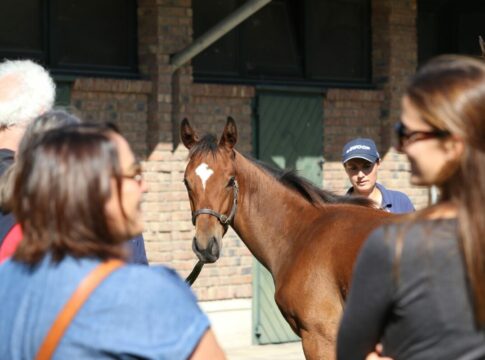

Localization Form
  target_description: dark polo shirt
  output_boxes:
[347,182,415,214]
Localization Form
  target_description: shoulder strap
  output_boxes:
[35,259,124,360]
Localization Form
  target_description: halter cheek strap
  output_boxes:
[187,180,238,287]
[192,180,239,226]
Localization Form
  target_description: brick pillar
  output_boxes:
[372,0,429,208]
[137,0,194,264]
[138,0,193,149]
[373,0,417,149]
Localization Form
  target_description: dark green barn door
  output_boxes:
[252,90,323,344]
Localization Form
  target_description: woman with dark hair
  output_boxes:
[0,109,81,211]
[0,125,225,359]
[0,110,81,262]
[338,55,485,359]
[0,111,149,265]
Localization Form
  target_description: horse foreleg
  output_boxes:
[300,329,336,360]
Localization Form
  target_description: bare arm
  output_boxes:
[189,329,226,360]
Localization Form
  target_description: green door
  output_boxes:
[252,90,323,344]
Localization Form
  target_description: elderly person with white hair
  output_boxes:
[0,59,56,173]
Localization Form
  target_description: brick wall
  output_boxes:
[70,78,151,159]
[68,0,430,302]
[322,89,384,192]
[188,84,254,154]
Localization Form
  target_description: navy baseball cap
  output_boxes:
[342,138,380,164]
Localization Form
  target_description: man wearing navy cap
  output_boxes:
[342,138,414,213]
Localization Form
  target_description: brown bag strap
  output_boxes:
[35,259,124,360]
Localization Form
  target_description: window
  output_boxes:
[418,0,485,64]
[305,0,370,82]
[0,0,138,77]
[192,0,371,86]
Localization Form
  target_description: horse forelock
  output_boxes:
[188,134,219,159]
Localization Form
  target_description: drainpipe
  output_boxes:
[170,0,272,70]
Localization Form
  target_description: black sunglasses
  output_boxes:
[394,122,450,149]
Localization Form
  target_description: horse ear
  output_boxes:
[219,116,238,149]
[180,118,199,149]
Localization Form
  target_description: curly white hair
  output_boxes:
[0,59,56,127]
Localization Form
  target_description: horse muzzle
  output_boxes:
[192,236,220,263]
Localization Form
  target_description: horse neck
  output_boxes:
[232,152,316,276]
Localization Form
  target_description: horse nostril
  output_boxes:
[208,236,219,257]
[192,237,201,253]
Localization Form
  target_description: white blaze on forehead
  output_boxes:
[195,163,214,190]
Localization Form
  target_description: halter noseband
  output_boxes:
[191,180,239,226]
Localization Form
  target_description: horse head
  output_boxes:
[180,117,238,263]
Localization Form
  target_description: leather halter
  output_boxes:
[191,180,239,226]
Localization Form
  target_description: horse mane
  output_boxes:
[250,157,374,208]
[188,134,373,208]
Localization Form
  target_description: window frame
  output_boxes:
[0,0,139,79]
[192,0,372,88]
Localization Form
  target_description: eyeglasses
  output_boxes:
[394,122,450,149]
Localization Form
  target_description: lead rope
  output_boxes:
[185,260,204,286]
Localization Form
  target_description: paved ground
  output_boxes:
[226,342,305,360]
[199,299,305,360]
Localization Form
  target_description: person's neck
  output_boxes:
[426,201,458,219]
[353,185,382,208]
[0,126,25,152]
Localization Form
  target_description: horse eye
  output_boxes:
[227,177,235,187]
